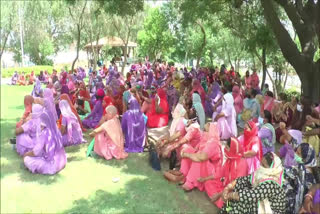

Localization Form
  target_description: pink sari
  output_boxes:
[180,123,223,207]
[94,107,128,160]
[263,95,274,112]
[232,86,243,114]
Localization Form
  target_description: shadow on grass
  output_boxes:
[18,171,63,185]
[65,145,82,153]
[14,105,24,110]
[63,178,201,214]
[1,120,62,185]
[67,156,86,162]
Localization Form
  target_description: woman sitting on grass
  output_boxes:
[23,111,67,175]
[220,152,286,213]
[89,105,128,160]
[121,98,146,153]
[15,104,44,156]
[59,100,85,147]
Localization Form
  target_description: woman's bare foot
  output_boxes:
[181,183,192,192]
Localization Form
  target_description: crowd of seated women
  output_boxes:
[11,61,320,213]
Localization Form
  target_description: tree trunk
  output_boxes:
[282,67,288,90]
[299,61,320,101]
[260,47,267,90]
[266,68,278,98]
[71,24,81,72]
[196,21,206,69]
[261,0,320,102]
[121,44,128,74]
[0,32,10,61]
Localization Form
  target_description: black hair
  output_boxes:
[193,91,199,95]
[264,152,274,167]
[266,91,274,98]
[77,99,84,106]
[264,83,269,88]
[226,138,231,148]
[279,93,287,102]
[95,95,104,100]
[226,84,233,93]
[188,108,197,120]
[251,89,258,97]
[264,110,272,123]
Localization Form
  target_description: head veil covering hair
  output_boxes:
[43,88,58,121]
[251,153,284,213]
[31,79,42,97]
[102,95,114,115]
[244,121,263,160]
[169,103,187,136]
[224,137,246,184]
[38,111,63,161]
[192,93,205,130]
[122,90,131,108]
[121,98,146,152]
[60,94,84,131]
[59,100,82,142]
[100,105,125,150]
[232,85,241,99]
[31,104,44,119]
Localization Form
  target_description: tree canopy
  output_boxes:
[1,0,319,100]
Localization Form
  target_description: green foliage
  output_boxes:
[98,0,144,17]
[284,87,301,100]
[1,66,59,78]
[137,8,175,61]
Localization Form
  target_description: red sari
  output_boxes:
[146,88,169,128]
[222,137,248,185]
[102,96,115,115]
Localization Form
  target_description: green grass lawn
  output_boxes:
[0,85,217,214]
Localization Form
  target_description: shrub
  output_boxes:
[1,65,63,78]
[284,87,301,100]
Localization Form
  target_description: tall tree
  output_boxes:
[66,0,88,72]
[0,1,17,61]
[137,8,174,61]
[99,0,144,74]
[260,0,320,101]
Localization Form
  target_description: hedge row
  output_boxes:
[1,66,64,78]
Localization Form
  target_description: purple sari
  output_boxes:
[59,100,85,146]
[121,98,146,153]
[82,99,103,129]
[43,88,58,122]
[144,71,154,89]
[24,111,67,175]
[31,79,42,97]
[205,82,220,117]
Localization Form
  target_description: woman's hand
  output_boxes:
[197,177,207,183]
[306,115,313,122]
[210,193,222,202]
[279,122,286,130]
[222,189,230,202]
[300,196,313,213]
[89,131,95,137]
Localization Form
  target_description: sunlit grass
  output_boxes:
[0,85,213,214]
